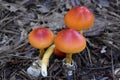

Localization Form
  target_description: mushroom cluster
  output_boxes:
[54,6,94,65]
[27,6,95,77]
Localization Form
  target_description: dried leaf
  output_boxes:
[37,5,50,13]
[0,46,10,53]
[20,28,28,41]
[84,18,106,37]
[98,0,110,8]
[0,1,26,12]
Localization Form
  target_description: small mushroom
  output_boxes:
[64,6,95,33]
[27,27,54,77]
[54,29,86,64]
[28,27,54,58]
[41,44,55,77]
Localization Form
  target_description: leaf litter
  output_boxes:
[0,0,120,80]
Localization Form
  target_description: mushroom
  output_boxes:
[41,44,55,77]
[28,27,54,59]
[54,29,86,64]
[64,6,94,33]
[27,27,54,77]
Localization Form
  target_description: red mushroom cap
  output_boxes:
[54,29,86,54]
[28,27,54,49]
[64,6,94,30]
[54,47,66,57]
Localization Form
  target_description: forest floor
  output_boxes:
[0,0,120,80]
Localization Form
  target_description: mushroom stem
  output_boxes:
[41,44,55,77]
[66,54,72,64]
[39,49,45,59]
[79,30,83,34]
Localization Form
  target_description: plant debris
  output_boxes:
[0,0,120,80]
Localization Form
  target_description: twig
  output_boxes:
[86,46,92,65]
[78,53,87,65]
[85,66,112,70]
[43,1,67,18]
[0,29,19,35]
[86,38,98,48]
[108,11,120,19]
[0,16,13,24]
[18,69,33,80]
[54,69,62,77]
[96,38,120,51]
[0,14,23,29]
[110,48,115,80]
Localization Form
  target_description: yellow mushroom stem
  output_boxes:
[79,30,83,34]
[39,48,45,59]
[41,44,55,77]
[66,53,72,64]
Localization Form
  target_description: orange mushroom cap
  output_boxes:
[28,27,54,49]
[64,6,94,30]
[54,29,86,54]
